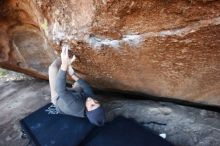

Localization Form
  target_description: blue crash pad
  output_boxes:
[20,103,174,146]
[20,103,94,146]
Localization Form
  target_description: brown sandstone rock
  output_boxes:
[0,0,220,105]
[0,0,56,79]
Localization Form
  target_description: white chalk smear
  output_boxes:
[52,21,65,41]
[49,16,220,50]
[86,16,220,49]
[87,36,120,49]
[144,16,220,38]
[87,34,143,49]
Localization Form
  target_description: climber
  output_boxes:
[48,44,105,126]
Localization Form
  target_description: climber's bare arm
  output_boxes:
[68,56,79,82]
[71,73,80,81]
[68,66,80,81]
[60,44,72,72]
[60,44,78,81]
[56,46,71,94]
[57,44,78,89]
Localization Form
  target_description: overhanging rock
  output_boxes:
[0,0,220,105]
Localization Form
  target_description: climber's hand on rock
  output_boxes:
[60,43,77,71]
[70,55,76,64]
[68,65,75,76]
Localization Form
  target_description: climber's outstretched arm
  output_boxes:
[55,46,70,95]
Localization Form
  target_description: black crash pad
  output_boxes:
[81,116,174,146]
[20,103,94,146]
[20,103,174,146]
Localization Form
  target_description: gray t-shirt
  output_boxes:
[55,69,87,117]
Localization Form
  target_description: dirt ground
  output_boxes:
[0,69,220,146]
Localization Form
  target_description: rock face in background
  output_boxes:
[0,0,220,105]
[0,0,56,79]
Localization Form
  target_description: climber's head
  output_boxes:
[86,97,100,111]
[85,97,105,126]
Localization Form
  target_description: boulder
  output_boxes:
[0,0,220,105]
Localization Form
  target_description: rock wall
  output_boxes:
[0,0,56,79]
[0,0,220,105]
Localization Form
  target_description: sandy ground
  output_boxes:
[0,79,50,146]
[0,69,220,146]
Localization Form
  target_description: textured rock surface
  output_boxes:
[0,79,220,146]
[0,0,220,105]
[0,0,56,79]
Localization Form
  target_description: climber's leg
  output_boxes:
[48,58,61,105]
